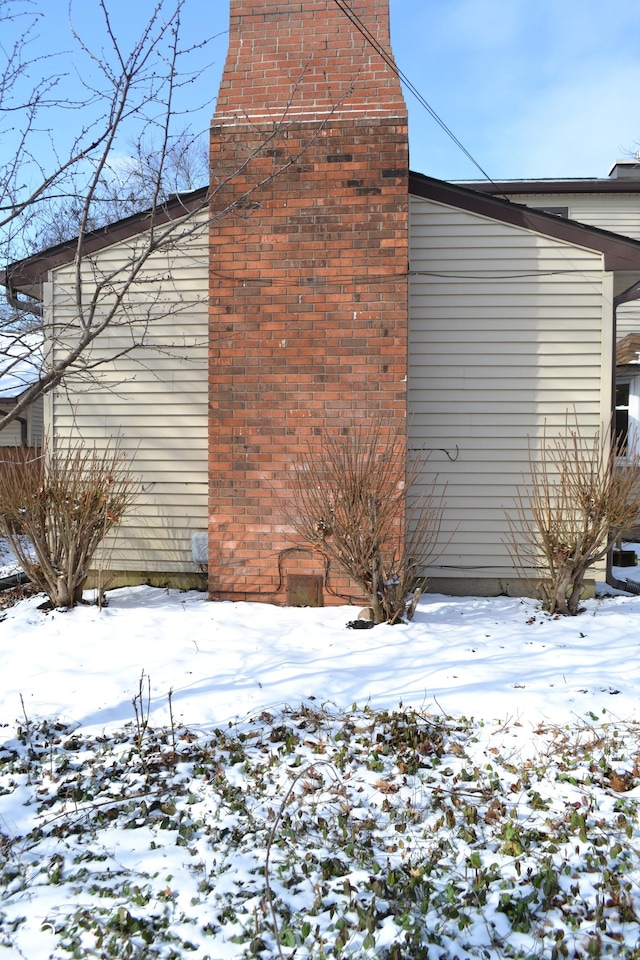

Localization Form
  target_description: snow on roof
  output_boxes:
[0,330,43,400]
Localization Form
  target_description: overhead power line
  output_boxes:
[331,0,495,184]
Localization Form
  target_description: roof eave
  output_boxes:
[456,178,640,195]
[2,186,210,299]
[409,171,640,274]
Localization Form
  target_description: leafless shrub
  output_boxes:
[507,415,640,615]
[285,421,446,624]
[0,442,139,608]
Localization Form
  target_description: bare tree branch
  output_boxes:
[283,420,448,624]
[0,0,360,436]
[506,413,640,614]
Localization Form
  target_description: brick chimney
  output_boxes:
[208,0,409,604]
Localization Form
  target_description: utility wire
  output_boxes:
[210,267,594,287]
[331,0,495,185]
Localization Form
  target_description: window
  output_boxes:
[530,205,569,218]
[615,382,630,453]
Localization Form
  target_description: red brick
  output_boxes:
[209,0,408,604]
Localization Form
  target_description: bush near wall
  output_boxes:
[0,446,41,485]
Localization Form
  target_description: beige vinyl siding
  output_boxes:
[408,195,610,588]
[505,192,640,242]
[28,396,43,446]
[617,304,640,341]
[0,396,42,446]
[498,191,640,339]
[47,210,209,575]
[0,417,23,445]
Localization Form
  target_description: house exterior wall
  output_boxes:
[0,396,42,446]
[0,416,23,445]
[494,190,640,340]
[46,211,209,582]
[408,195,611,594]
[208,0,409,604]
[503,191,640,241]
[27,395,43,446]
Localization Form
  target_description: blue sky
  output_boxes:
[15,0,640,184]
[395,0,640,180]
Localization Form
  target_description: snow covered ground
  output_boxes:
[1,582,639,735]
[0,537,22,579]
[2,546,640,958]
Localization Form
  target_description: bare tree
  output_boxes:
[507,415,640,615]
[0,441,139,608]
[0,0,217,427]
[0,0,353,435]
[26,129,210,251]
[1,1,206,242]
[285,422,447,624]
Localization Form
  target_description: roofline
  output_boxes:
[456,178,640,195]
[0,392,26,403]
[7,174,640,297]
[1,186,209,296]
[616,333,640,367]
[408,171,640,272]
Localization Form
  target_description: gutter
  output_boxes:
[0,571,31,592]
[606,573,640,596]
[1,275,43,318]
